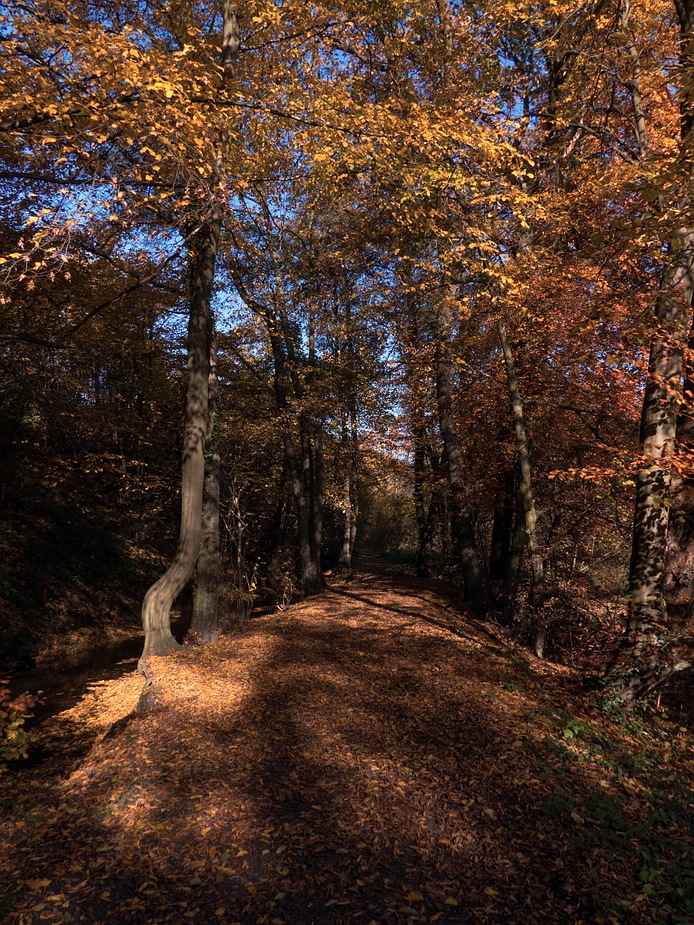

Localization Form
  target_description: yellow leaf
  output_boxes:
[27,880,51,890]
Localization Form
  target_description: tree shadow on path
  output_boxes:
[1,563,690,925]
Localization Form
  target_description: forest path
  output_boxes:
[2,561,692,924]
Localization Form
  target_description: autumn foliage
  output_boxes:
[1,0,694,862]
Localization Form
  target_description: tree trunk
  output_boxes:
[412,423,441,578]
[489,464,515,601]
[499,324,546,656]
[507,477,527,594]
[338,467,353,571]
[310,423,324,583]
[434,301,483,607]
[606,0,694,701]
[189,320,220,644]
[621,229,694,695]
[417,484,441,579]
[349,476,359,562]
[141,213,219,658]
[348,411,359,563]
[665,326,694,623]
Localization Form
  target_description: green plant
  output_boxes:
[0,679,36,770]
[597,689,629,724]
[563,717,591,740]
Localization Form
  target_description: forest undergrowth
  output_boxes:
[1,562,693,925]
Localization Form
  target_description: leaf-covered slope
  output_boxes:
[1,567,693,924]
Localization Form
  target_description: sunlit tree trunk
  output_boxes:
[348,408,359,562]
[615,0,694,699]
[189,321,220,644]
[140,213,218,658]
[338,467,353,571]
[337,417,355,571]
[139,1,235,666]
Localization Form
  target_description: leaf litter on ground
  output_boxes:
[1,561,693,924]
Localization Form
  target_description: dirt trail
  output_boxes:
[1,562,692,924]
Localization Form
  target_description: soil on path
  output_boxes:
[1,561,693,924]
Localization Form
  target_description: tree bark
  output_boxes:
[665,326,694,622]
[141,213,219,658]
[310,423,324,582]
[606,0,694,701]
[189,320,220,644]
[337,409,360,571]
[499,324,546,656]
[507,476,527,598]
[338,467,353,571]
[489,463,515,600]
[434,299,483,607]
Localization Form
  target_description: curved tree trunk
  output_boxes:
[189,320,220,644]
[140,213,219,659]
[139,0,235,666]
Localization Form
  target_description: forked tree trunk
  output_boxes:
[140,214,219,659]
[189,322,220,644]
[499,324,546,656]
[139,0,235,667]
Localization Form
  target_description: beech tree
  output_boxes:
[615,0,694,699]
[2,0,693,700]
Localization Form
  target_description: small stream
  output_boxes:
[9,633,145,725]
[7,608,269,725]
